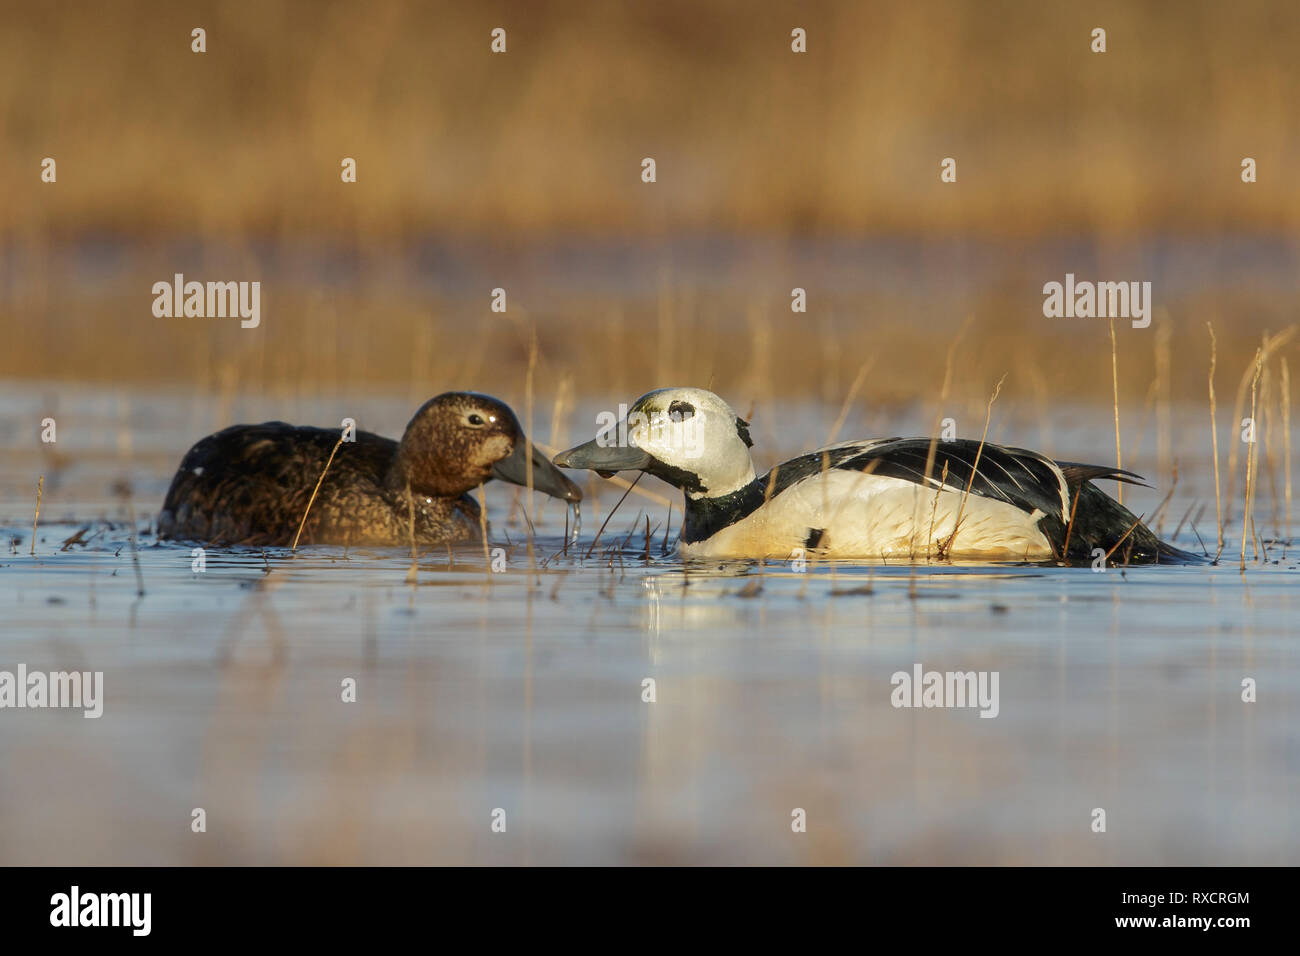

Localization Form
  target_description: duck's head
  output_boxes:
[395,392,582,502]
[553,387,756,499]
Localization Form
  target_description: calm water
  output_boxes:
[1,385,1296,864]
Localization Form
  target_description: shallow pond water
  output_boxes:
[0,386,1296,864]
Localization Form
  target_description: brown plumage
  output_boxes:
[157,392,581,546]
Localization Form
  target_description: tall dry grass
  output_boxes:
[2,0,1299,238]
[1,0,1296,472]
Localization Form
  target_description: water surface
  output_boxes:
[1,385,1295,865]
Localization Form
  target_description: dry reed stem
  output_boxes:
[31,475,43,556]
[1128,379,1159,493]
[1147,467,1179,533]
[1155,320,1172,486]
[1062,480,1083,560]
[404,482,418,585]
[1103,514,1146,565]
[1109,318,1123,506]
[1260,364,1280,538]
[1283,357,1293,545]
[1241,348,1263,570]
[1225,326,1296,519]
[291,436,344,551]
[923,316,971,487]
[941,373,1006,557]
[1206,322,1223,557]
[120,485,146,598]
[824,360,872,446]
[538,373,574,524]
[477,484,491,575]
[926,461,949,562]
[1171,501,1196,543]
[586,472,642,558]
[918,317,971,559]
[524,324,538,582]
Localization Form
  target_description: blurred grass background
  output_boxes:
[1,0,1297,410]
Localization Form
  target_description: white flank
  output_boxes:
[680,470,1053,560]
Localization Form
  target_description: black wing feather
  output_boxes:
[1055,461,1151,489]
[768,438,1069,521]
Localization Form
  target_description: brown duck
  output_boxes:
[158,392,581,546]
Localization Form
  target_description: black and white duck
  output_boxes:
[553,387,1194,563]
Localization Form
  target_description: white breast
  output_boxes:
[679,470,1053,560]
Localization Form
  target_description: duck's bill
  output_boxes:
[492,441,583,502]
[551,439,651,479]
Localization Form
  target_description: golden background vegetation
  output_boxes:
[1,0,1297,409]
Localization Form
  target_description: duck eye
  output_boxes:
[467,413,486,427]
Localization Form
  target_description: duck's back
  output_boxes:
[158,422,470,546]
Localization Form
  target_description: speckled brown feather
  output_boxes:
[157,393,570,546]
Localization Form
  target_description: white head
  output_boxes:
[553,387,757,499]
